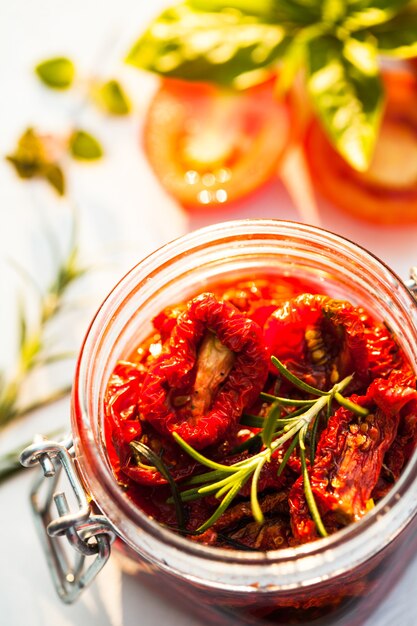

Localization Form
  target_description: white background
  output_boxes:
[1,1,417,625]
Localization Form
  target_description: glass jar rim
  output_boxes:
[72,219,417,591]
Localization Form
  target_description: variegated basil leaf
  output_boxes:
[365,7,417,57]
[307,35,384,171]
[343,0,412,31]
[126,4,288,88]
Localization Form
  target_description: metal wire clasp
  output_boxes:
[20,435,116,604]
[407,267,417,299]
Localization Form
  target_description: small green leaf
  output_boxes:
[271,355,327,396]
[94,79,131,115]
[197,479,246,532]
[344,0,411,31]
[69,130,103,160]
[189,0,321,25]
[126,4,288,88]
[6,128,65,195]
[299,430,328,537]
[44,163,65,195]
[321,0,346,24]
[262,402,281,449]
[250,457,267,523]
[306,35,384,171]
[5,128,45,179]
[277,432,299,476]
[172,432,239,472]
[365,8,417,57]
[35,57,75,89]
[130,441,186,529]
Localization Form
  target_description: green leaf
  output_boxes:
[130,441,186,529]
[5,128,45,179]
[126,4,288,88]
[277,432,299,476]
[35,57,75,89]
[299,432,328,537]
[306,35,384,171]
[262,402,281,449]
[188,0,279,21]
[43,163,65,195]
[271,355,327,396]
[172,432,240,472]
[365,7,417,57]
[343,0,411,31]
[321,0,347,24]
[197,478,246,532]
[69,130,103,160]
[250,457,267,523]
[94,79,131,115]
[6,128,65,195]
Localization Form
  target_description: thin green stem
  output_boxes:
[334,392,369,417]
[299,430,328,538]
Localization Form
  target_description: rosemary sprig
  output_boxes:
[172,357,368,536]
[0,215,86,429]
[130,441,186,530]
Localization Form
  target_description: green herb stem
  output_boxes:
[172,362,365,534]
[299,433,328,538]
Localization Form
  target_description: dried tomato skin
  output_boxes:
[105,362,145,456]
[121,424,198,486]
[289,372,417,542]
[263,294,370,388]
[138,293,269,450]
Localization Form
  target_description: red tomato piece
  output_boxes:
[304,68,417,224]
[263,294,369,389]
[143,78,292,208]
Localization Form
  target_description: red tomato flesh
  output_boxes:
[304,68,417,224]
[143,78,292,208]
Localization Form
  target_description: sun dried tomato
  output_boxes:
[289,372,417,542]
[105,361,145,455]
[263,294,370,389]
[121,423,198,486]
[138,293,269,449]
[359,309,413,381]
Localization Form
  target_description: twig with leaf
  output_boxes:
[127,0,417,171]
[6,54,132,195]
[0,213,86,430]
[169,356,368,537]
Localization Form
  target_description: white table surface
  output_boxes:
[1,1,417,625]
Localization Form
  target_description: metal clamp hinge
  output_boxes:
[20,436,116,604]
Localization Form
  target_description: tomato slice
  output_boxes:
[143,78,292,209]
[304,68,417,224]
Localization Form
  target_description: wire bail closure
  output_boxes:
[20,435,115,604]
[407,267,417,298]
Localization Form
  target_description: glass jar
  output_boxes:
[22,220,417,625]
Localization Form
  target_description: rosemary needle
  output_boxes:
[172,356,367,536]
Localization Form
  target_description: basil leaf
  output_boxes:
[366,8,417,57]
[343,0,411,31]
[276,22,329,94]
[321,0,347,24]
[35,57,75,89]
[307,35,384,171]
[190,0,320,25]
[69,130,103,160]
[126,4,287,88]
[95,79,131,115]
[188,0,278,21]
